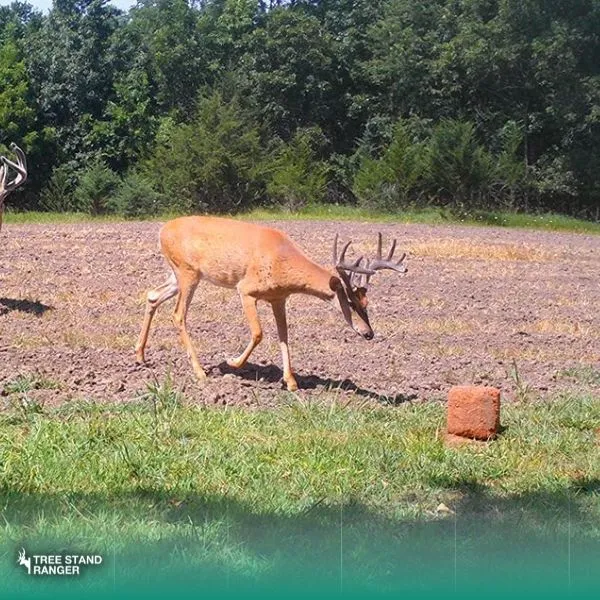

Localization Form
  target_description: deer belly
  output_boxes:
[201,270,240,289]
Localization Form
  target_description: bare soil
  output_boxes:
[0,219,598,408]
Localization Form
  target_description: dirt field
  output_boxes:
[0,219,598,407]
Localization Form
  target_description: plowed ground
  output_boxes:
[1,220,598,407]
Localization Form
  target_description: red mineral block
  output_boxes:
[447,386,501,441]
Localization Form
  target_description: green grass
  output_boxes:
[560,365,600,386]
[1,384,598,593]
[4,205,600,233]
[2,390,599,510]
[247,204,600,233]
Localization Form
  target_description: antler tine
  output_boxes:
[11,142,27,173]
[332,233,338,264]
[376,232,397,261]
[339,239,352,263]
[333,233,376,276]
[332,233,352,265]
[368,233,407,275]
[386,238,397,261]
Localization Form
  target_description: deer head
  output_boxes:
[331,232,407,340]
[0,143,28,232]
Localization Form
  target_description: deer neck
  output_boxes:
[286,256,336,301]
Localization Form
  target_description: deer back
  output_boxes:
[159,216,328,296]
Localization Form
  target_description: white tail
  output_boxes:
[135,216,406,391]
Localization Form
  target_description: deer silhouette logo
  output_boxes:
[17,548,31,574]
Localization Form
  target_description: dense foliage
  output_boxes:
[1,0,599,218]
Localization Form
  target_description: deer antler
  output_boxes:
[354,233,407,288]
[332,234,376,278]
[369,232,407,273]
[0,142,27,192]
[0,142,28,231]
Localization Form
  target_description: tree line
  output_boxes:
[1,0,599,219]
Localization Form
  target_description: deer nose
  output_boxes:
[363,331,374,340]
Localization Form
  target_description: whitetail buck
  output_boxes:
[0,143,28,231]
[135,217,406,391]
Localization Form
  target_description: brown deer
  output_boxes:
[0,143,28,231]
[135,217,406,391]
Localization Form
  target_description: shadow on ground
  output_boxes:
[214,361,417,405]
[1,480,599,597]
[0,297,53,316]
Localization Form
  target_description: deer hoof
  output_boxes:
[226,357,245,369]
[192,365,207,382]
[285,378,298,392]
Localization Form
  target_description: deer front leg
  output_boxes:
[271,298,298,392]
[172,271,206,381]
[227,294,263,369]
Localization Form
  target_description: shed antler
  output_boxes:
[0,142,28,231]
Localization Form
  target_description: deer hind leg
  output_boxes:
[172,269,206,381]
[135,271,179,363]
[227,294,262,369]
[271,299,298,392]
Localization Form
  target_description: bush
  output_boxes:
[74,158,121,215]
[145,92,267,213]
[112,172,166,218]
[266,128,328,210]
[40,163,78,213]
[353,120,428,210]
[427,119,493,211]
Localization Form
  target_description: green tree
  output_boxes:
[146,92,267,213]
[354,119,428,209]
[266,127,327,210]
[240,8,340,143]
[25,0,124,167]
[0,37,55,207]
[74,157,121,214]
[428,119,493,210]
[128,0,206,116]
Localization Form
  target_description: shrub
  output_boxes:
[266,128,328,210]
[74,158,121,215]
[112,172,166,218]
[427,119,493,211]
[39,163,78,213]
[353,120,428,210]
[146,92,267,213]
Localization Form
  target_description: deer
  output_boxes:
[135,216,406,391]
[0,142,28,232]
